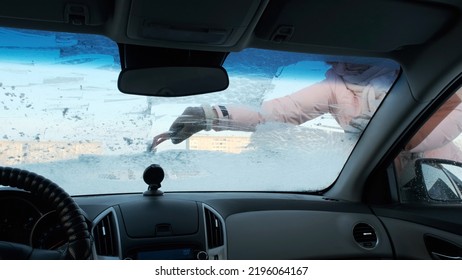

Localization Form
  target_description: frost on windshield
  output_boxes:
[0,28,397,195]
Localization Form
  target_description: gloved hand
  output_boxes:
[169,106,207,144]
[347,113,372,133]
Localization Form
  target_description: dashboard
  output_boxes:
[0,188,395,260]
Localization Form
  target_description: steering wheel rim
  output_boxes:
[0,167,92,259]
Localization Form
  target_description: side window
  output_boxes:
[395,86,462,203]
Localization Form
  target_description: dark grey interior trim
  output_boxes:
[379,216,462,259]
[226,210,392,259]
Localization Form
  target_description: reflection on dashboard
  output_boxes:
[0,191,67,250]
[0,196,41,245]
[30,211,67,250]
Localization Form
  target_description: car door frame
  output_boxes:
[366,78,462,260]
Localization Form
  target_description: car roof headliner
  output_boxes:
[0,0,457,53]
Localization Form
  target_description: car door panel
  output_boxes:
[372,206,462,259]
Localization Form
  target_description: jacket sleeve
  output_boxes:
[213,75,335,131]
[406,93,462,153]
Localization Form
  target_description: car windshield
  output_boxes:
[0,28,399,195]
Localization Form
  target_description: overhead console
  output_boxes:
[125,0,268,49]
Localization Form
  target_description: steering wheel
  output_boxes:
[0,167,92,260]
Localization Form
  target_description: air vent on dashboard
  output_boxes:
[204,207,224,249]
[93,211,119,257]
[353,223,378,249]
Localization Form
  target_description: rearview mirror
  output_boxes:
[415,159,462,202]
[118,66,229,97]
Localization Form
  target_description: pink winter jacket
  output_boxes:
[212,62,399,132]
[406,92,462,161]
[211,63,462,160]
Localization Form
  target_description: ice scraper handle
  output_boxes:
[151,132,171,151]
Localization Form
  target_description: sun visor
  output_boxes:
[255,0,457,52]
[0,0,109,26]
[126,0,264,47]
